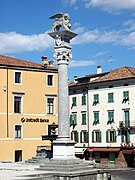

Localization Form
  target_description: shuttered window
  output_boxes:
[82,95,86,105]
[108,93,114,103]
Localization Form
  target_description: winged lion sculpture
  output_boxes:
[49,13,71,32]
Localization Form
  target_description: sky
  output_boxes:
[0,0,135,81]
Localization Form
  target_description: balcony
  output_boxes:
[119,121,135,130]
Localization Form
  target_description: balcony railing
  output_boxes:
[119,121,135,129]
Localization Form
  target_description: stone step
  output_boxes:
[16,173,56,180]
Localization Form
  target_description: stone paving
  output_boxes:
[0,162,134,180]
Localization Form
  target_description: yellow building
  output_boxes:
[0,54,58,162]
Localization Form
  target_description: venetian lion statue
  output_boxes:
[49,13,71,32]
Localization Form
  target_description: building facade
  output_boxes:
[69,66,135,167]
[0,55,58,162]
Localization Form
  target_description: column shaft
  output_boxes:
[58,60,69,139]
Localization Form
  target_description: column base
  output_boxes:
[53,139,76,159]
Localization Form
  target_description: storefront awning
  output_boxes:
[87,148,120,152]
[122,149,133,154]
[75,148,86,154]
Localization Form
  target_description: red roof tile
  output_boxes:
[0,54,57,71]
[93,67,135,83]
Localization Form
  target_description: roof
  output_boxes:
[93,66,135,83]
[69,72,108,87]
[69,66,135,88]
[0,54,57,71]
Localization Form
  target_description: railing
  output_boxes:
[119,121,135,129]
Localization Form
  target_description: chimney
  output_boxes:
[48,60,54,67]
[74,76,78,82]
[41,56,47,66]
[97,65,102,74]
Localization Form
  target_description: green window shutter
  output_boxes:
[94,112,99,124]
[96,112,99,123]
[94,94,99,103]
[123,91,129,100]
[80,131,82,143]
[114,130,117,142]
[76,132,79,143]
[127,130,130,143]
[108,93,113,102]
[106,131,109,142]
[82,95,86,105]
[86,132,89,143]
[99,131,102,143]
[108,111,114,123]
[71,132,73,140]
[92,131,94,142]
[74,114,77,125]
[82,113,86,125]
[72,97,77,106]
[70,115,72,126]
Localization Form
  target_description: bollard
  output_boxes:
[108,173,111,180]
[103,172,108,180]
[97,172,102,180]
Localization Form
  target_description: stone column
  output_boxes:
[48,30,77,159]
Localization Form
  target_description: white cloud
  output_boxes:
[72,24,135,50]
[0,31,53,54]
[69,59,97,67]
[123,19,135,32]
[85,0,135,13]
[120,32,135,47]
[1,23,135,55]
[72,29,99,45]
[93,51,107,57]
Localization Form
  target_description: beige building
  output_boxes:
[0,54,58,162]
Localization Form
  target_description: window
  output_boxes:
[106,130,116,143]
[15,72,21,84]
[92,130,102,143]
[124,110,130,127]
[82,95,86,105]
[15,125,22,138]
[109,153,115,164]
[15,150,22,162]
[70,113,77,126]
[72,97,77,106]
[47,74,53,86]
[123,91,129,102]
[71,131,78,143]
[14,96,22,113]
[47,97,54,114]
[107,111,114,124]
[82,112,86,125]
[108,93,114,103]
[93,111,99,125]
[80,131,88,143]
[93,94,99,105]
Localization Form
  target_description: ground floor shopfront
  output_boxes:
[0,115,58,162]
[75,147,135,168]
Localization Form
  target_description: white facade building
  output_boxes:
[69,66,135,167]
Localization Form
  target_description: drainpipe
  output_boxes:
[7,68,9,137]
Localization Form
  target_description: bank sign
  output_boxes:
[21,117,49,123]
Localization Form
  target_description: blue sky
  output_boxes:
[0,0,135,80]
